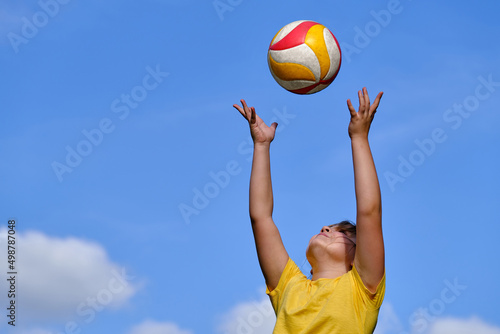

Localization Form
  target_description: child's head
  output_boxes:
[306,220,357,273]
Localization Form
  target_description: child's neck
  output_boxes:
[311,262,352,281]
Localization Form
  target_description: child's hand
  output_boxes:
[233,99,278,145]
[347,88,383,139]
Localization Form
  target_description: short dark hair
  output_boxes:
[329,220,356,239]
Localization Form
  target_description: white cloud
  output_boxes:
[428,316,500,334]
[216,292,276,334]
[128,320,193,334]
[374,302,405,334]
[0,228,138,324]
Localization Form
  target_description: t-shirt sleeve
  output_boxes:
[350,265,386,309]
[266,258,304,312]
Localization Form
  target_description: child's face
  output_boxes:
[306,225,356,266]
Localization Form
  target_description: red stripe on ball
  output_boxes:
[269,21,318,51]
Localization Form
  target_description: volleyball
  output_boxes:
[267,20,342,95]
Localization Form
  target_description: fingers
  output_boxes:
[241,99,251,120]
[358,89,365,113]
[233,99,253,121]
[347,99,356,117]
[232,100,245,116]
[351,88,383,116]
[363,87,370,111]
[357,87,372,115]
[349,89,367,117]
[370,92,384,113]
[233,104,245,119]
[270,122,278,131]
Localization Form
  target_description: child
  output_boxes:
[233,88,385,334]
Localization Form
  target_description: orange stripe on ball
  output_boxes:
[269,56,316,82]
[304,25,330,80]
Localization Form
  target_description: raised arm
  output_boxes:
[347,88,385,293]
[233,100,289,290]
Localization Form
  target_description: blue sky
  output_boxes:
[1,0,499,333]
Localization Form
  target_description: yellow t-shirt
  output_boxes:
[266,258,385,334]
